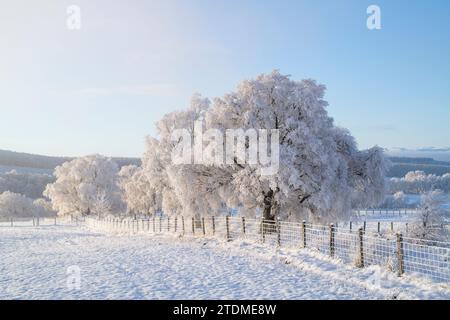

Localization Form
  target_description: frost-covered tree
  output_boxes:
[410,190,448,240]
[0,191,36,218]
[139,96,212,218]
[119,164,161,216]
[44,155,123,216]
[0,170,54,199]
[380,191,408,209]
[387,171,450,194]
[393,191,407,207]
[145,71,388,222]
[33,198,57,217]
[0,192,57,218]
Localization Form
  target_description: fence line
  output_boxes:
[353,208,419,217]
[86,215,449,284]
[0,216,80,227]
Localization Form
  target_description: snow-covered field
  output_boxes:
[0,225,449,300]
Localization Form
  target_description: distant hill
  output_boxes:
[0,150,141,173]
[1,149,449,178]
[387,157,450,177]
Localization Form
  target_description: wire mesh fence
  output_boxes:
[85,215,450,284]
[353,208,419,217]
[0,216,74,227]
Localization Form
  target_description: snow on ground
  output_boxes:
[0,225,449,300]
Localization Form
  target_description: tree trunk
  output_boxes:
[262,190,276,221]
[261,190,279,235]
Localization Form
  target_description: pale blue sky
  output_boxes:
[1,0,449,157]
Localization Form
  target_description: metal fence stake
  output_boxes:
[302,220,306,248]
[261,218,265,243]
[226,215,230,241]
[397,233,404,276]
[182,216,185,235]
[330,224,335,258]
[175,217,178,233]
[358,228,364,268]
[277,219,281,247]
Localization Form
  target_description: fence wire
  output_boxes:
[85,216,450,284]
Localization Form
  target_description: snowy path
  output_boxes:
[0,225,449,300]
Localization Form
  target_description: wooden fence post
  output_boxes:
[182,216,185,235]
[226,215,230,241]
[159,216,162,233]
[330,224,335,258]
[242,217,246,235]
[358,228,364,268]
[167,216,170,232]
[261,218,265,243]
[363,221,366,232]
[396,233,404,276]
[33,217,35,227]
[349,221,352,232]
[175,217,178,233]
[212,216,215,235]
[202,217,206,236]
[277,218,281,247]
[302,220,306,248]
[192,217,195,235]
[405,223,408,234]
[391,222,394,232]
[377,222,380,233]
[54,217,57,225]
